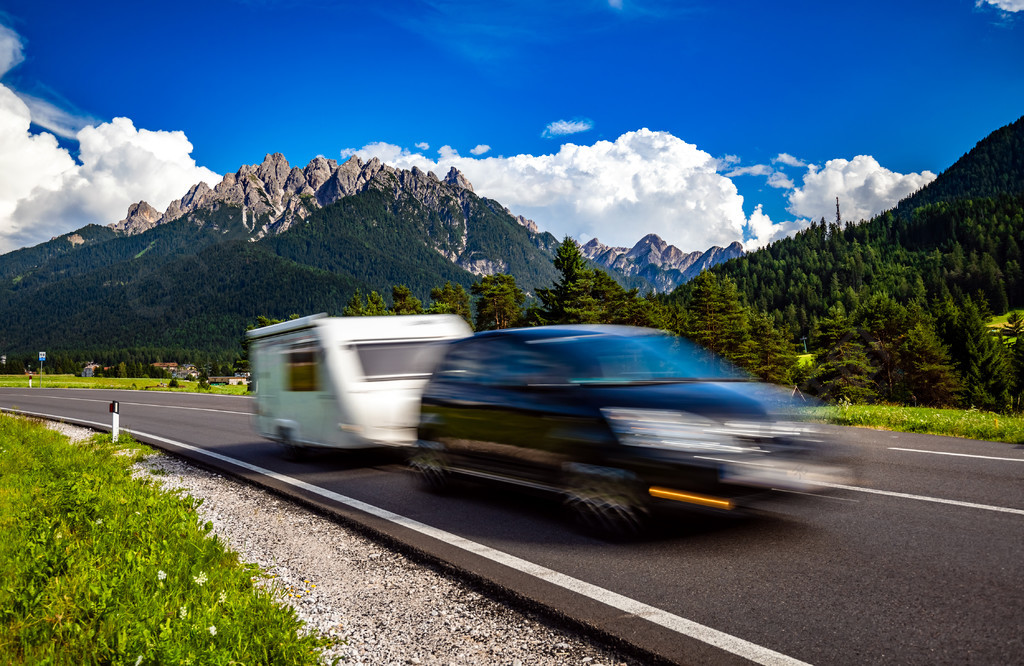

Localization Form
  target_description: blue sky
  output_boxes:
[0,0,1021,254]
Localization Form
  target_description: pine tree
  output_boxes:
[808,304,878,403]
[471,274,526,330]
[392,284,424,315]
[427,281,473,328]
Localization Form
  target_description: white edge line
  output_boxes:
[820,482,1024,516]
[888,447,1024,462]
[0,407,810,666]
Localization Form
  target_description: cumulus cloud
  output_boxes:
[767,171,795,189]
[978,0,1024,11]
[772,153,807,167]
[415,141,429,150]
[470,144,491,155]
[786,155,936,223]
[346,128,790,251]
[542,118,593,138]
[0,24,221,253]
[0,89,221,253]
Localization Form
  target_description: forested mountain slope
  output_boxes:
[669,115,1024,337]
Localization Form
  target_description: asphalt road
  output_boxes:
[2,387,1022,665]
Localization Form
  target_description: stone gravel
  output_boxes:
[46,421,639,666]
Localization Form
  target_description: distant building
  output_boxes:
[82,363,101,377]
[209,376,248,386]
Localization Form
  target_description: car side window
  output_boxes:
[436,340,489,384]
[492,342,567,386]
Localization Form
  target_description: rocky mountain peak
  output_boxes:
[580,233,745,292]
[111,201,162,235]
[444,167,474,192]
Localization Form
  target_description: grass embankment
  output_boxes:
[0,375,248,396]
[816,403,1024,444]
[0,415,330,664]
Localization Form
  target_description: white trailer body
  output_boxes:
[247,313,471,452]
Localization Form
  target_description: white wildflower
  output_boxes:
[208,625,217,636]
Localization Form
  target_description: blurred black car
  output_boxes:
[412,325,842,536]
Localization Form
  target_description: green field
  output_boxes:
[0,374,248,395]
[0,415,330,664]
[815,403,1024,444]
[987,308,1024,328]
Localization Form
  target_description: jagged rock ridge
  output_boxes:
[582,234,744,292]
[109,153,505,276]
[110,152,741,289]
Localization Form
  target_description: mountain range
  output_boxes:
[0,152,741,358]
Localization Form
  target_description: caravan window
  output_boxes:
[287,347,319,391]
[353,340,444,381]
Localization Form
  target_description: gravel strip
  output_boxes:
[46,421,639,666]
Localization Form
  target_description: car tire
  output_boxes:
[563,464,647,539]
[410,441,451,491]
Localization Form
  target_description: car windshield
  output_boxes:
[533,332,749,383]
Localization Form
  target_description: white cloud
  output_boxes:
[542,118,593,138]
[0,90,221,253]
[415,141,429,150]
[786,155,936,223]
[742,204,808,251]
[347,128,790,251]
[16,92,94,139]
[978,0,1024,11]
[725,164,771,177]
[470,144,491,155]
[0,24,24,78]
[772,152,807,167]
[767,171,795,189]
[608,0,624,9]
[0,24,222,253]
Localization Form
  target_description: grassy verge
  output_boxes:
[813,403,1024,444]
[0,375,248,396]
[0,415,331,664]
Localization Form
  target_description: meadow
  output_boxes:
[0,415,331,664]
[811,403,1024,444]
[0,374,248,396]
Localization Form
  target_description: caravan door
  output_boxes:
[280,338,336,446]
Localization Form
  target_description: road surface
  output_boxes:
[1,387,1021,665]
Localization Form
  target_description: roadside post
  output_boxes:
[110,401,119,442]
[38,352,45,388]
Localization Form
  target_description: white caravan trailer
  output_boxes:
[248,313,471,456]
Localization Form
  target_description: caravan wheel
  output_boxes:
[278,428,305,462]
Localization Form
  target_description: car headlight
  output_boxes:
[601,408,765,454]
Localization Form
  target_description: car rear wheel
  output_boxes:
[563,464,647,539]
[410,441,451,491]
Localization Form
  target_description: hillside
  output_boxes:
[670,115,1024,337]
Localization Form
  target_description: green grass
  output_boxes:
[0,375,248,395]
[0,415,333,664]
[986,308,1024,328]
[814,403,1024,444]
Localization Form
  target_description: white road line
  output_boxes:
[820,482,1024,515]
[888,447,1024,462]
[3,394,251,416]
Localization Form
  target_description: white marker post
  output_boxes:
[110,400,119,442]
